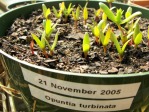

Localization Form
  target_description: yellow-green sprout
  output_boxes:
[60,2,65,12]
[44,31,59,56]
[42,4,51,19]
[72,6,80,29]
[97,19,106,30]
[31,32,48,58]
[93,26,100,44]
[52,6,62,19]
[31,30,59,57]
[82,32,90,59]
[83,3,88,25]
[125,7,132,19]
[91,20,105,44]
[120,31,134,45]
[102,12,107,29]
[133,23,142,48]
[94,8,101,22]
[61,2,73,22]
[99,2,142,35]
[111,32,130,61]
[100,28,112,55]
[88,20,105,44]
[45,19,57,40]
[125,7,132,29]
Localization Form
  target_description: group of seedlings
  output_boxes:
[30,1,149,62]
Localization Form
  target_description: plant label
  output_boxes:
[29,85,134,111]
[21,67,141,99]
[21,67,141,111]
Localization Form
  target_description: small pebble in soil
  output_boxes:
[95,62,101,67]
[125,68,133,74]
[99,70,108,75]
[140,66,149,71]
[108,67,119,74]
[71,67,80,73]
[80,65,89,70]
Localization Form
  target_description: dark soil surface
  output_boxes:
[0,7,149,75]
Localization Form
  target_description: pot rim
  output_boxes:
[7,0,44,10]
[1,0,149,78]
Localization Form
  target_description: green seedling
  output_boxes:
[102,12,107,29]
[52,2,64,18]
[103,23,110,33]
[44,31,59,56]
[93,26,100,44]
[126,17,140,45]
[59,2,65,12]
[94,8,101,22]
[125,7,132,29]
[82,32,90,59]
[44,19,57,40]
[111,32,130,61]
[125,7,132,19]
[120,31,134,45]
[83,3,88,25]
[31,32,48,58]
[91,20,105,44]
[106,0,115,8]
[61,2,73,22]
[97,19,106,30]
[72,6,80,29]
[42,4,51,19]
[100,28,112,55]
[133,23,142,48]
[52,6,62,19]
[99,2,142,35]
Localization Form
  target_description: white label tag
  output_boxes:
[21,67,141,99]
[29,85,134,112]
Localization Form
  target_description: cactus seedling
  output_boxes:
[52,6,62,19]
[31,31,59,57]
[125,7,132,19]
[44,31,59,56]
[89,20,106,44]
[72,6,80,29]
[99,2,142,35]
[94,8,101,22]
[125,7,132,29]
[83,3,88,25]
[82,32,90,59]
[31,33,48,58]
[61,2,73,22]
[100,28,112,55]
[102,12,107,30]
[111,32,130,61]
[93,26,100,44]
[133,23,143,48]
[44,19,57,40]
[42,4,51,19]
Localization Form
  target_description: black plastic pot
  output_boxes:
[0,0,149,111]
